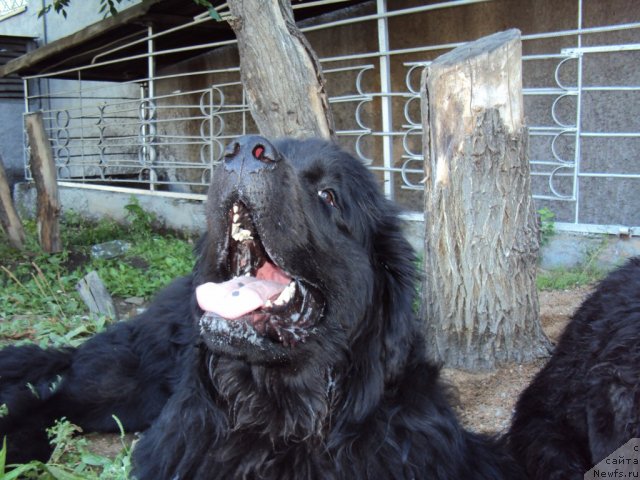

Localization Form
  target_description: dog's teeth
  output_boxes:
[233,204,239,213]
[231,224,253,241]
[233,214,240,223]
[264,300,273,308]
[274,281,296,306]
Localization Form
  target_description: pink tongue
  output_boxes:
[196,262,292,320]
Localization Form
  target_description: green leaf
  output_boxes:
[2,462,41,480]
[0,437,6,474]
[44,464,87,480]
[80,451,110,467]
[208,6,222,21]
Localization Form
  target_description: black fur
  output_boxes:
[509,257,640,479]
[0,136,637,479]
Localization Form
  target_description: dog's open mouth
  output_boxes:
[197,202,324,348]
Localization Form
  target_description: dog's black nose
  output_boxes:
[223,135,281,173]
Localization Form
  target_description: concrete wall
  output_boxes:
[14,182,206,234]
[14,182,640,270]
[0,0,141,40]
[0,98,26,185]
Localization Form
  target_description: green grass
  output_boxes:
[536,238,608,291]
[1,198,195,339]
[0,199,195,476]
[1,211,194,346]
[536,265,606,291]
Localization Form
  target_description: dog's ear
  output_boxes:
[343,210,421,421]
[372,213,421,382]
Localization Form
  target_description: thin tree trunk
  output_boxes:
[420,30,551,370]
[227,0,335,140]
[0,154,26,249]
[25,111,62,253]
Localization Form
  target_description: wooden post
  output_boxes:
[227,0,335,140]
[0,154,26,249]
[420,30,551,370]
[25,111,62,253]
[76,271,119,321]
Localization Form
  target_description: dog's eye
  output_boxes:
[318,189,337,208]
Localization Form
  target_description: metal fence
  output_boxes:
[21,0,640,235]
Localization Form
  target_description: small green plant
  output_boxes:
[124,196,157,237]
[538,207,555,247]
[0,417,132,479]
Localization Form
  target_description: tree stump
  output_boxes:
[25,111,61,253]
[420,29,551,370]
[0,154,26,249]
[227,0,335,140]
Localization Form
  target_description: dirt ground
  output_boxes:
[88,286,593,456]
[443,286,593,434]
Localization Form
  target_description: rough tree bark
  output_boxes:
[227,0,335,140]
[420,30,551,371]
[25,111,62,253]
[0,154,26,249]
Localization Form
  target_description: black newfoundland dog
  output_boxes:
[0,136,638,479]
[509,256,640,479]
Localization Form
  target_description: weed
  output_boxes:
[0,417,133,479]
[538,207,555,247]
[124,196,156,237]
[537,238,608,290]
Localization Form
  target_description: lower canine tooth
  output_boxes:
[274,281,296,306]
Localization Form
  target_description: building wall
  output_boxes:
[0,98,26,184]
[0,0,141,40]
[149,0,639,229]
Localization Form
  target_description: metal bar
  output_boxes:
[554,222,639,236]
[377,0,393,198]
[147,25,157,191]
[563,43,640,54]
[303,0,494,33]
[23,21,640,80]
[573,0,584,224]
[57,181,207,201]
